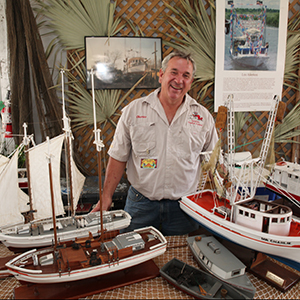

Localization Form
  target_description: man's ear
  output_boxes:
[158,69,163,83]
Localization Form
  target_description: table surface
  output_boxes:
[0,235,299,299]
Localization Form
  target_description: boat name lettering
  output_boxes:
[241,73,258,77]
[261,237,291,245]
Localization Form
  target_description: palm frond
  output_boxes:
[32,0,123,55]
[284,12,300,88]
[274,100,300,144]
[162,0,216,88]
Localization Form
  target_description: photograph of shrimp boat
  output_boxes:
[227,1,271,69]
[85,37,162,89]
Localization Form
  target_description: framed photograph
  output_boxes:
[85,36,162,90]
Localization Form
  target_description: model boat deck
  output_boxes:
[185,191,300,237]
[0,210,131,250]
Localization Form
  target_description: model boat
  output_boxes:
[0,210,131,250]
[229,1,269,68]
[180,95,300,268]
[0,134,130,250]
[5,69,167,285]
[265,160,300,205]
[187,235,255,299]
[159,258,249,299]
[0,71,131,250]
[5,226,167,284]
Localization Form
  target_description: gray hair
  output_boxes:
[161,51,196,77]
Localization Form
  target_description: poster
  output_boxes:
[214,0,289,112]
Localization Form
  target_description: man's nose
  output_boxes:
[174,74,184,84]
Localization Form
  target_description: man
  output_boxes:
[91,51,219,235]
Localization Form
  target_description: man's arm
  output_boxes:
[91,157,127,212]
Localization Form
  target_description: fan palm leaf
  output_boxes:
[32,0,124,53]
[162,0,216,88]
[284,12,300,87]
[274,100,300,144]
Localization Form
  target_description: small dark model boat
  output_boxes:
[160,258,250,299]
[187,235,255,299]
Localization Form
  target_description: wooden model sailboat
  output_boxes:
[0,70,131,250]
[5,69,167,284]
[180,95,300,267]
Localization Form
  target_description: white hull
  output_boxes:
[180,191,300,265]
[6,226,167,284]
[0,210,131,249]
[230,49,269,68]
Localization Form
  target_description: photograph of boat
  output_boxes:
[187,235,256,299]
[85,37,162,89]
[180,95,300,270]
[160,258,249,299]
[226,1,272,69]
[123,56,148,74]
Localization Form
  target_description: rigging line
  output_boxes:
[234,137,264,150]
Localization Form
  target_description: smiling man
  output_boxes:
[92,51,219,236]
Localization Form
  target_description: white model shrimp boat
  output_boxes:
[229,2,269,68]
[159,258,249,299]
[187,235,255,298]
[180,95,300,268]
[5,226,167,284]
[0,210,131,250]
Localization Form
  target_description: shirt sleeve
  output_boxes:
[107,107,132,162]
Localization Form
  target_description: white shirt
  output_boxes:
[108,88,218,200]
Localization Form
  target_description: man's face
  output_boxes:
[159,56,194,103]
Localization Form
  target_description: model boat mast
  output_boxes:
[91,68,105,242]
[22,123,36,221]
[61,69,75,216]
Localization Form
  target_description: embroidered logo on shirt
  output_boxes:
[136,115,147,118]
[141,158,157,169]
[188,112,203,126]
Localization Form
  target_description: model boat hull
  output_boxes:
[5,226,167,284]
[180,190,300,265]
[0,210,131,249]
[160,258,249,299]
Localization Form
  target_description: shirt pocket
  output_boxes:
[130,122,156,157]
[177,125,206,160]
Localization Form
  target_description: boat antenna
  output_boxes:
[60,69,74,216]
[91,69,105,243]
